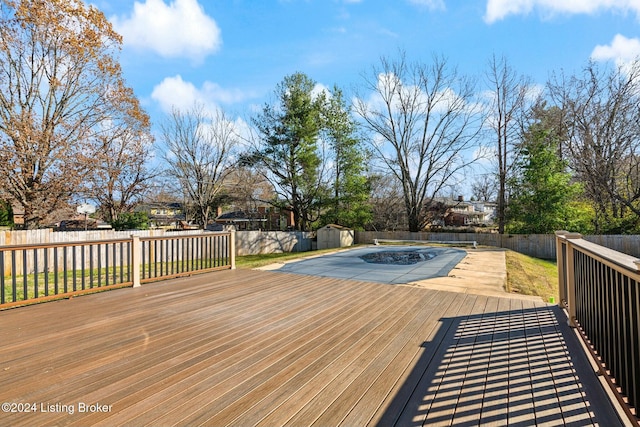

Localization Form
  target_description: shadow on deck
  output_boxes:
[378,304,622,426]
[0,269,624,426]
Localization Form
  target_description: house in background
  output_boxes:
[430,196,496,228]
[10,204,23,228]
[215,204,295,231]
[470,200,497,225]
[136,202,186,229]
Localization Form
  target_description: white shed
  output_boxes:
[316,224,354,250]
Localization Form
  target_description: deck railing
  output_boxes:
[138,233,233,283]
[556,231,640,424]
[0,231,235,309]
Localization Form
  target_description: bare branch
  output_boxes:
[354,52,484,231]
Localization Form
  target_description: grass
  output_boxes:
[505,250,558,300]
[2,257,226,304]
[235,247,348,269]
[2,265,132,303]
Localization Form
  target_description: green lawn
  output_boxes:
[2,265,131,303]
[235,247,347,269]
[2,257,227,304]
[505,250,558,300]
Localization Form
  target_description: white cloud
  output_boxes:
[355,72,477,122]
[484,0,640,24]
[311,83,331,99]
[591,34,640,67]
[111,0,221,62]
[151,75,200,112]
[151,75,254,113]
[408,0,446,11]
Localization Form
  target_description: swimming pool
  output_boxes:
[265,246,467,285]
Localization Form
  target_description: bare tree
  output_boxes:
[367,173,407,231]
[548,60,640,232]
[161,104,239,228]
[484,54,533,234]
[471,174,498,202]
[0,0,146,228]
[85,114,157,223]
[224,166,274,213]
[353,52,484,232]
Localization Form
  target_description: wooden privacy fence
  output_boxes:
[356,231,558,258]
[357,231,640,259]
[0,229,310,257]
[0,232,235,309]
[556,231,640,425]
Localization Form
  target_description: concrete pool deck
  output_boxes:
[256,245,543,301]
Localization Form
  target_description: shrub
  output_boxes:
[111,212,149,231]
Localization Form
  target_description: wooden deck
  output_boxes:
[0,269,623,426]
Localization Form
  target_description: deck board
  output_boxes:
[0,268,624,426]
[222,287,438,427]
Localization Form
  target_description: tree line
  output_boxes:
[1,0,638,234]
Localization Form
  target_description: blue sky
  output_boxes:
[94,0,640,187]
[96,0,640,120]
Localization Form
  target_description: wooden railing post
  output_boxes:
[555,231,568,308]
[131,235,141,287]
[564,232,582,327]
[565,240,576,327]
[230,230,236,270]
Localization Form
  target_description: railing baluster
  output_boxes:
[44,247,49,296]
[593,258,601,353]
[167,239,171,276]
[171,238,175,275]
[605,263,614,371]
[119,242,124,284]
[97,244,102,287]
[22,249,28,300]
[33,249,38,299]
[54,247,59,295]
[72,245,77,292]
[112,243,117,284]
[191,238,195,271]
[81,245,86,290]
[105,243,109,287]
[63,246,68,293]
[141,240,146,280]
[145,240,150,278]
[1,250,5,304]
[185,238,189,271]
[632,282,640,409]
[205,235,210,269]
[613,271,623,390]
[624,278,634,402]
[153,240,158,278]
[181,237,186,273]
[127,241,131,282]
[214,235,218,267]
[89,244,94,289]
[160,239,165,277]
[11,250,16,302]
[198,236,203,270]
